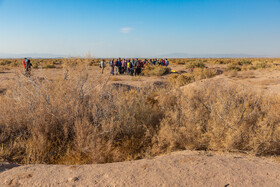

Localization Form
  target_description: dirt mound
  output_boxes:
[1,151,280,186]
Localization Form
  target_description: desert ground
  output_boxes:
[1,58,280,186]
[1,150,280,187]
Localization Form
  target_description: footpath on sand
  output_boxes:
[1,150,280,187]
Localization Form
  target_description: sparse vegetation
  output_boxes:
[185,61,206,69]
[0,58,280,165]
[169,68,218,87]
[0,60,12,66]
[153,81,280,156]
[142,65,171,76]
[43,63,56,69]
[169,73,194,86]
[255,61,269,69]
[193,68,217,80]
[226,64,241,71]
[237,59,252,66]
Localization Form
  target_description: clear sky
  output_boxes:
[0,0,280,58]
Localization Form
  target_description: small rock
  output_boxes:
[68,177,79,182]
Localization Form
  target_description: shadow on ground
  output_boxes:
[0,163,20,173]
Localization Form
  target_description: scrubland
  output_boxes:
[0,58,280,165]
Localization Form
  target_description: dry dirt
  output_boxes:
[1,151,280,187]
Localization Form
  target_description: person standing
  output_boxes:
[22,58,27,69]
[23,58,32,76]
[165,59,169,67]
[135,60,142,76]
[121,59,126,74]
[110,59,115,75]
[115,59,120,75]
[100,60,105,74]
[127,60,130,74]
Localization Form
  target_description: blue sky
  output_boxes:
[0,0,280,58]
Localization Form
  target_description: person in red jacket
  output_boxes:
[22,58,27,69]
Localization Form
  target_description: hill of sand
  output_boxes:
[1,150,280,186]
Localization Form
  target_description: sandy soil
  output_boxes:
[179,70,280,96]
[1,150,280,187]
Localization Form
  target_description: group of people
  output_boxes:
[100,58,169,76]
[21,58,169,77]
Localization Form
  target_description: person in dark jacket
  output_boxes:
[23,58,32,76]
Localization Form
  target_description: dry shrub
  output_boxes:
[31,61,40,69]
[226,64,241,71]
[153,81,280,156]
[212,59,232,65]
[214,60,225,64]
[1,67,280,165]
[226,60,258,72]
[169,68,218,87]
[171,59,186,65]
[237,60,252,66]
[169,74,194,87]
[192,68,217,80]
[241,65,257,71]
[185,61,205,69]
[254,61,270,69]
[239,61,272,71]
[0,59,21,67]
[0,60,13,66]
[273,65,280,71]
[142,65,170,76]
[0,70,163,164]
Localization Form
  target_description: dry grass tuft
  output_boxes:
[185,61,206,69]
[153,81,280,156]
[169,68,218,87]
[109,77,122,81]
[0,69,163,164]
[142,65,170,76]
[169,73,195,87]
